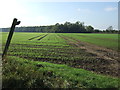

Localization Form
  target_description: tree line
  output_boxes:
[1,21,119,33]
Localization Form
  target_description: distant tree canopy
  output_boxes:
[85,26,94,33]
[1,21,119,33]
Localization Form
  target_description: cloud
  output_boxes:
[77,8,91,13]
[104,7,117,12]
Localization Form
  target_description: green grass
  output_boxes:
[3,56,119,88]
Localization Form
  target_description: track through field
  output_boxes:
[58,35,119,77]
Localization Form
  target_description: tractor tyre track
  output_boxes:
[28,35,42,40]
[37,34,48,40]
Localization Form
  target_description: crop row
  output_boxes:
[2,32,119,77]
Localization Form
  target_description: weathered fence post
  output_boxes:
[2,18,21,59]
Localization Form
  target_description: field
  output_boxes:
[2,32,119,88]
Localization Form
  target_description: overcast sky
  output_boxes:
[0,0,119,30]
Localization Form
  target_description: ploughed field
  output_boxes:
[2,32,119,88]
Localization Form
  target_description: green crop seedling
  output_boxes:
[2,32,119,88]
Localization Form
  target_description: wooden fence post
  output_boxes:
[2,18,21,59]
